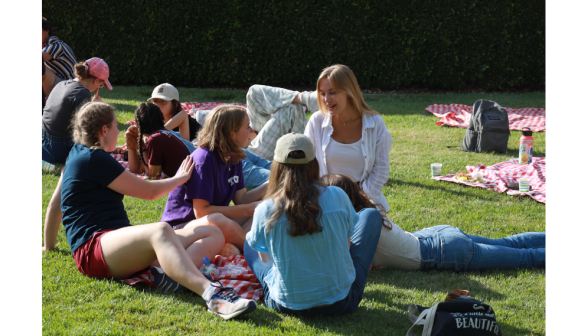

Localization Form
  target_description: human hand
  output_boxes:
[93,88,102,102]
[244,201,262,217]
[174,156,195,184]
[125,125,139,149]
[113,147,128,154]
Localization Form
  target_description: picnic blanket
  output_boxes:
[124,102,247,126]
[431,157,546,203]
[123,254,264,301]
[426,104,546,132]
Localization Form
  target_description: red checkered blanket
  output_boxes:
[431,157,546,203]
[124,102,248,126]
[425,104,546,132]
[122,254,263,301]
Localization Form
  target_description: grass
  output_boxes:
[42,86,545,335]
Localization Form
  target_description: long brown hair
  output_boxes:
[320,174,392,230]
[316,64,380,117]
[71,102,115,149]
[196,105,247,163]
[134,102,166,167]
[265,151,323,237]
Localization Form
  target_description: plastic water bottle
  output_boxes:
[518,127,534,165]
[42,160,56,173]
[199,257,219,281]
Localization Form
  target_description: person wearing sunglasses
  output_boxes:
[42,57,113,164]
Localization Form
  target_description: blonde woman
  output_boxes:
[161,105,267,251]
[42,102,256,320]
[304,64,393,211]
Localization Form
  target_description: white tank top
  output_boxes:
[325,138,364,182]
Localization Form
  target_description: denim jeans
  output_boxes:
[244,208,382,316]
[242,150,272,188]
[413,225,545,271]
[42,129,74,164]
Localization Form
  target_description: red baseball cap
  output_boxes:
[86,57,113,90]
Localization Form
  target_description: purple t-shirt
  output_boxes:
[161,147,246,226]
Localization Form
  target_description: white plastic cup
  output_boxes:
[518,178,530,193]
[431,163,442,177]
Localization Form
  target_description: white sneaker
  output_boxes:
[206,282,257,320]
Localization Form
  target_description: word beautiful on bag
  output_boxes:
[450,309,500,334]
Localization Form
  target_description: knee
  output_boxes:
[151,222,175,241]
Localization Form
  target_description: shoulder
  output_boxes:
[194,147,216,166]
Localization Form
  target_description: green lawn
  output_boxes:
[42,87,545,335]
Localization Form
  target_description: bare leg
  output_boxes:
[100,222,214,296]
[42,66,56,97]
[174,219,226,268]
[234,217,253,234]
[188,213,247,250]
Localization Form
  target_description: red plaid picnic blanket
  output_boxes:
[122,254,263,301]
[431,157,546,203]
[124,102,248,126]
[425,104,546,132]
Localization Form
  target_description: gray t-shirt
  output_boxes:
[42,80,91,137]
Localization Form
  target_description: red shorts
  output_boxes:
[73,229,116,278]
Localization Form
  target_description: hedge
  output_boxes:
[42,0,545,91]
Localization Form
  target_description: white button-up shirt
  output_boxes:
[304,111,393,211]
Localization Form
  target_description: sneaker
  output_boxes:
[206,282,257,320]
[149,266,185,292]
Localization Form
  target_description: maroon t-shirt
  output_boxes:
[145,130,190,177]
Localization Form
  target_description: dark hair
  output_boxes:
[74,61,97,81]
[42,17,52,36]
[265,150,323,237]
[171,99,183,116]
[71,102,116,149]
[320,174,392,230]
[135,102,166,166]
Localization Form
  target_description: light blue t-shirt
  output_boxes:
[246,186,359,310]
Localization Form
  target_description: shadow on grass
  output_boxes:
[112,102,140,112]
[386,179,498,202]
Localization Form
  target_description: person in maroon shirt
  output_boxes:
[126,103,190,177]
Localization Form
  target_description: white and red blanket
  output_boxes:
[432,157,546,203]
[123,254,263,301]
[426,104,545,132]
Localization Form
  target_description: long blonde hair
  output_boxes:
[196,104,247,163]
[71,102,115,149]
[316,64,379,117]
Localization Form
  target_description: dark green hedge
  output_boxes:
[42,0,545,91]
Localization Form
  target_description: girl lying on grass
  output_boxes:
[148,83,201,141]
[244,133,382,315]
[161,105,267,251]
[125,102,195,178]
[321,174,546,271]
[42,102,256,320]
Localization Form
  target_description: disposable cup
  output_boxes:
[431,163,442,177]
[518,178,530,193]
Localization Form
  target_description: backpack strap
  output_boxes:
[406,303,440,336]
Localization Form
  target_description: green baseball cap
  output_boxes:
[273,133,315,164]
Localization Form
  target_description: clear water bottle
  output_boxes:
[518,127,534,165]
[42,160,55,173]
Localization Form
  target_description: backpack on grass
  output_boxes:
[461,100,510,153]
[406,294,502,336]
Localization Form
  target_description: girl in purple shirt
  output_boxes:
[161,105,267,251]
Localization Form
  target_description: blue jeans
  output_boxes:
[413,225,545,271]
[242,150,272,188]
[244,208,382,316]
[42,129,74,164]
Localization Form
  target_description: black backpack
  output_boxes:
[461,100,510,153]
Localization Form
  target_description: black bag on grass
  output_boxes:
[461,99,510,153]
[406,296,502,336]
